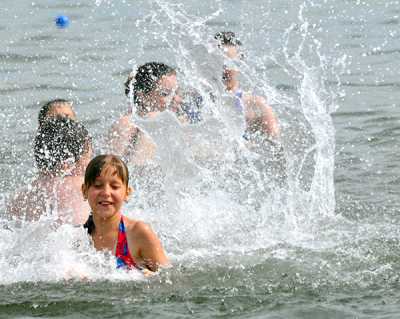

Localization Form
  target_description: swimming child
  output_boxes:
[6,117,92,224]
[36,99,79,179]
[214,31,280,139]
[128,62,202,123]
[214,31,287,183]
[82,154,169,271]
[129,62,184,118]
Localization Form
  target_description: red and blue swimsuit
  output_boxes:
[115,216,138,270]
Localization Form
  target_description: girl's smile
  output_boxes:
[84,166,131,218]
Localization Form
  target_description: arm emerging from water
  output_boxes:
[128,221,169,272]
[106,115,139,156]
[106,115,156,166]
[244,94,280,138]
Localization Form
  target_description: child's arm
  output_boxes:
[106,115,139,155]
[131,221,169,272]
[244,95,280,137]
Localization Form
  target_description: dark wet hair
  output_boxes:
[38,99,73,127]
[83,155,129,235]
[34,117,91,174]
[124,62,175,107]
[214,31,242,47]
[83,215,95,235]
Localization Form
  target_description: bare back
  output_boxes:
[6,175,90,225]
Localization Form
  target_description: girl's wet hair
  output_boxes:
[83,155,129,235]
[83,154,129,189]
[38,99,72,127]
[34,117,91,174]
[124,62,175,107]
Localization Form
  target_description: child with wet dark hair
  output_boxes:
[214,31,286,182]
[125,62,182,116]
[106,61,205,165]
[34,117,91,175]
[106,62,182,165]
[125,63,174,103]
[7,117,92,224]
[214,31,280,139]
[82,154,168,272]
[126,62,203,123]
[214,31,243,47]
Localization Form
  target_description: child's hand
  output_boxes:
[142,268,156,277]
[64,263,89,281]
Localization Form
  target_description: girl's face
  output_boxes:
[145,73,182,112]
[83,166,131,219]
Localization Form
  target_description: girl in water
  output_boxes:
[106,62,200,165]
[82,154,169,271]
[105,62,181,165]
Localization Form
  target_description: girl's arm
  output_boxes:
[244,95,280,137]
[256,96,280,137]
[106,115,139,157]
[130,221,169,272]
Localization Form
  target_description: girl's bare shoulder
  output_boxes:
[124,217,155,241]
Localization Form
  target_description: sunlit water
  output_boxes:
[1,0,400,318]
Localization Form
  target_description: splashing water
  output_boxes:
[0,0,358,291]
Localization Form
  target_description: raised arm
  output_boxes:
[244,94,280,138]
[106,115,156,165]
[106,115,139,156]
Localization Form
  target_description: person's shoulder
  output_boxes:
[57,175,81,188]
[126,218,151,234]
[12,178,48,201]
[110,114,128,131]
[110,114,139,136]
[6,186,29,215]
[5,178,49,219]
[243,93,266,105]
[117,114,132,126]
[254,95,267,105]
[55,175,84,200]
[124,217,156,241]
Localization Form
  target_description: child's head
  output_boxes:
[82,155,130,233]
[215,31,244,62]
[82,155,132,219]
[214,31,242,47]
[124,62,181,114]
[34,117,92,175]
[215,32,244,89]
[83,154,130,190]
[38,99,76,127]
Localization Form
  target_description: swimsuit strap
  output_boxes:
[234,89,243,99]
[115,215,137,269]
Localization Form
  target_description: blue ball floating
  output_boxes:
[55,15,69,28]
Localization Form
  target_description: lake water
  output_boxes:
[1,0,400,318]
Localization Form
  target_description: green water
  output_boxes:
[2,261,400,318]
